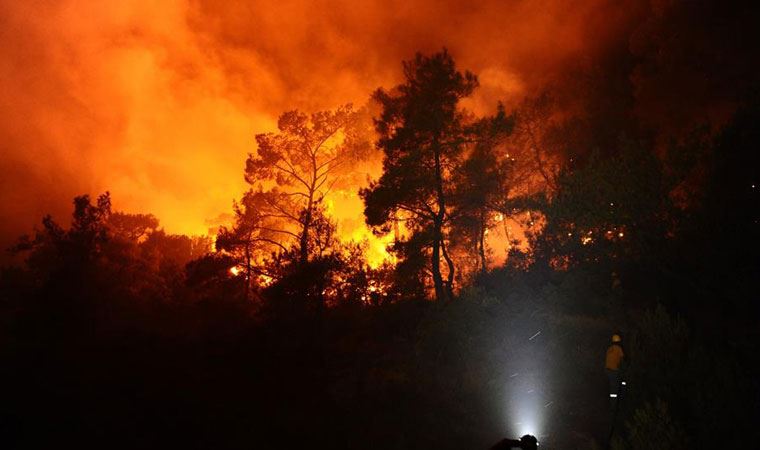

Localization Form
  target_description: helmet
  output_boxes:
[612,334,622,343]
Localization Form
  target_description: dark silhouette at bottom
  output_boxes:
[490,434,539,450]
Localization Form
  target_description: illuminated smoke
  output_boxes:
[0,0,647,259]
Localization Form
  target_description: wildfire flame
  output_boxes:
[0,0,620,267]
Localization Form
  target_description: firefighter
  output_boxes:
[605,333,625,407]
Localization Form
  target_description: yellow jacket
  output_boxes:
[605,344,624,370]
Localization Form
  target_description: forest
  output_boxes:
[1,0,759,449]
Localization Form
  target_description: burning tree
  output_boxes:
[218,105,373,301]
[363,50,514,301]
[510,92,564,195]
[448,106,547,276]
[215,191,283,298]
[241,104,372,266]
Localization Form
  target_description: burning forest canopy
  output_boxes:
[1,0,759,278]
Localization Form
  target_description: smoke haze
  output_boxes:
[2,0,756,260]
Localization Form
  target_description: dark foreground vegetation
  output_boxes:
[2,94,758,447]
[3,2,760,447]
[1,206,758,449]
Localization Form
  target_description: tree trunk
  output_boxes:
[478,210,487,274]
[431,224,445,302]
[526,122,554,192]
[244,237,252,301]
[300,194,314,265]
[392,210,400,243]
[503,216,512,255]
[441,236,455,299]
[432,137,450,302]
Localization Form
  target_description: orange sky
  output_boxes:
[0,0,641,259]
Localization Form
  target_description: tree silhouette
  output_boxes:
[107,212,159,242]
[12,192,113,271]
[449,105,522,275]
[541,139,670,266]
[244,105,370,265]
[216,190,289,299]
[362,50,480,301]
[510,92,564,194]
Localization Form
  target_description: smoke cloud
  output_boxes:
[6,0,749,261]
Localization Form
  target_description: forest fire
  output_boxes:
[0,0,647,265]
[1,1,759,449]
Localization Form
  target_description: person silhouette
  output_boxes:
[605,333,625,410]
[490,434,539,450]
